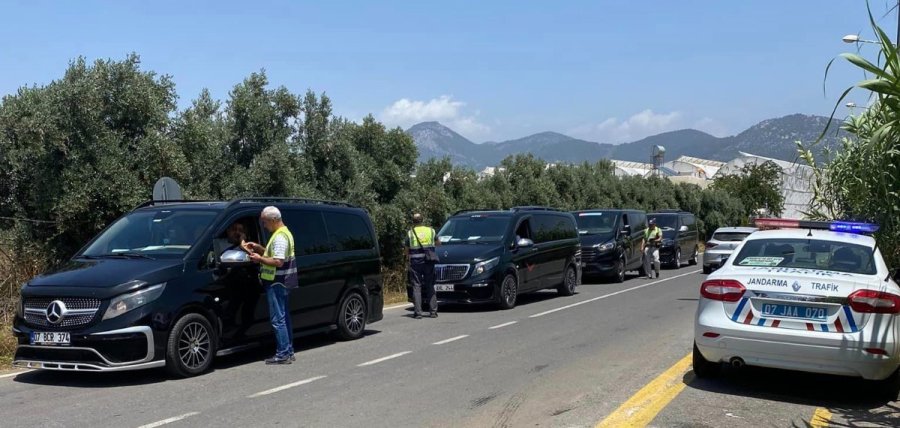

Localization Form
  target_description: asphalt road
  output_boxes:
[1,269,898,427]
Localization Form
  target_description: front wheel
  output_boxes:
[611,255,626,283]
[166,313,217,377]
[557,264,577,296]
[692,342,720,378]
[497,274,518,310]
[672,249,682,269]
[336,292,367,340]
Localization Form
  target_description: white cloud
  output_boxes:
[570,109,684,143]
[380,95,490,139]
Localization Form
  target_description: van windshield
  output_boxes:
[438,215,509,244]
[650,215,678,232]
[81,209,219,259]
[732,238,877,275]
[575,212,619,235]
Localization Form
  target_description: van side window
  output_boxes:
[560,216,578,239]
[283,210,331,255]
[325,212,375,252]
[515,218,533,243]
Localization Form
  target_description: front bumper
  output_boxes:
[13,325,164,372]
[695,301,900,380]
[580,249,619,277]
[435,280,498,304]
[659,246,676,265]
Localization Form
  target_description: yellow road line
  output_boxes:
[810,407,832,428]
[597,354,691,428]
[596,353,693,428]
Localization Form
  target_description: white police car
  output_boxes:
[693,219,900,389]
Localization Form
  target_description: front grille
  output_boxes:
[581,247,597,260]
[434,264,470,282]
[24,297,101,330]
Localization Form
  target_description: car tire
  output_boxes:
[497,273,518,310]
[611,255,626,283]
[692,342,720,378]
[558,264,577,296]
[166,313,217,378]
[703,265,713,275]
[688,247,698,266]
[336,292,367,340]
[672,249,682,269]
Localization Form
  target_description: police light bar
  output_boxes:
[753,218,879,234]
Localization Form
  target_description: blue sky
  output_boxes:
[0,1,896,143]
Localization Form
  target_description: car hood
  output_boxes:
[578,232,616,247]
[437,244,503,264]
[23,258,185,299]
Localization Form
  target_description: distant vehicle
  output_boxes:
[13,198,383,377]
[703,227,758,274]
[694,218,900,395]
[434,207,581,309]
[572,209,647,283]
[648,210,699,269]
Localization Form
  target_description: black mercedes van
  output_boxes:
[433,207,581,309]
[648,210,700,269]
[573,209,647,283]
[13,198,383,377]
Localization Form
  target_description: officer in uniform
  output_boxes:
[408,213,440,319]
[243,206,298,364]
[641,218,663,279]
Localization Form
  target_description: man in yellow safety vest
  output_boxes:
[408,213,440,319]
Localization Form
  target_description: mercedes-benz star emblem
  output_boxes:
[443,251,449,258]
[45,300,67,324]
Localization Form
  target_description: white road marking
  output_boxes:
[0,370,32,379]
[357,351,412,367]
[489,321,518,330]
[248,375,327,398]
[137,412,200,428]
[530,270,701,318]
[433,335,469,345]
[384,302,413,311]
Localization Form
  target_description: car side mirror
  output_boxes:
[679,225,689,232]
[517,238,534,248]
[620,227,630,236]
[219,249,253,266]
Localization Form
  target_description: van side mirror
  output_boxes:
[516,238,534,248]
[620,227,630,236]
[219,249,253,266]
[679,225,689,232]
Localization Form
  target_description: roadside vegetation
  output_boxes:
[802,5,900,272]
[0,55,783,366]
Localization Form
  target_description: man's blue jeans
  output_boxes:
[265,283,294,358]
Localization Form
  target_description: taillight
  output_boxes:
[705,241,718,249]
[847,290,900,314]
[700,279,746,302]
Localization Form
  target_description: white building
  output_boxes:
[714,152,814,220]
[611,160,654,177]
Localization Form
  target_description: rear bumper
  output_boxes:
[702,251,731,267]
[695,302,900,380]
[13,325,164,372]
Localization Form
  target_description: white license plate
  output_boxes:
[435,284,455,292]
[31,332,71,345]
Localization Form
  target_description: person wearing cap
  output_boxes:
[242,206,298,365]
[641,218,663,279]
[407,213,440,319]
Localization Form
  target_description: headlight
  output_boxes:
[594,240,616,252]
[103,283,166,320]
[473,257,500,276]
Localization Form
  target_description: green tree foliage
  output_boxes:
[0,54,748,276]
[802,6,900,270]
[710,161,784,220]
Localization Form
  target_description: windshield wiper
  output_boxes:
[90,253,156,260]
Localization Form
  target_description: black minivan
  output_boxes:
[13,198,383,377]
[647,210,700,268]
[573,209,647,283]
[433,207,581,309]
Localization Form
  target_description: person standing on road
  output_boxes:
[242,206,298,365]
[407,213,440,319]
[641,218,662,279]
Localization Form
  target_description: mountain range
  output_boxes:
[406,114,846,169]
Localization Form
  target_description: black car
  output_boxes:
[573,209,647,283]
[647,210,699,268]
[433,207,581,309]
[13,198,383,377]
